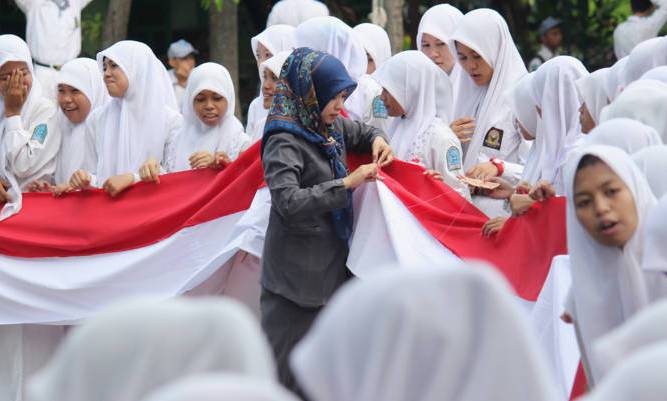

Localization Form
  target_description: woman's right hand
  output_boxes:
[510,194,536,216]
[450,116,475,143]
[139,158,161,183]
[69,169,92,190]
[343,164,378,189]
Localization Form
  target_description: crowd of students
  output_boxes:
[2,0,667,400]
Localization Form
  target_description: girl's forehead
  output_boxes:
[0,60,29,74]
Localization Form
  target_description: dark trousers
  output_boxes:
[260,288,322,399]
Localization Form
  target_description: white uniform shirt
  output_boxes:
[614,0,667,59]
[3,98,61,189]
[420,119,470,200]
[168,69,186,110]
[528,45,559,72]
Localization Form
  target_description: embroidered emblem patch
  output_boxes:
[372,96,388,119]
[31,124,48,144]
[446,146,462,171]
[483,127,503,150]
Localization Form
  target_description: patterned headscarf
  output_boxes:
[262,47,357,240]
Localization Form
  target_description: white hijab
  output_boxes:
[140,374,299,401]
[564,145,657,381]
[172,63,249,172]
[291,264,560,401]
[641,65,667,83]
[0,34,44,220]
[506,72,537,137]
[524,56,587,191]
[28,298,275,401]
[575,67,610,125]
[266,0,329,28]
[585,118,662,154]
[251,24,296,62]
[295,16,368,120]
[372,51,452,162]
[622,36,667,85]
[416,4,463,120]
[642,193,667,273]
[581,344,667,401]
[603,56,628,101]
[55,57,109,184]
[353,23,391,69]
[248,51,292,142]
[450,9,527,170]
[591,299,667,379]
[600,79,667,142]
[95,40,178,182]
[633,145,667,198]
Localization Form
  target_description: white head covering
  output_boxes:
[251,25,296,64]
[523,56,587,191]
[575,67,610,125]
[585,118,662,154]
[449,9,527,170]
[642,193,667,273]
[563,145,657,381]
[266,0,329,28]
[600,79,667,142]
[641,65,667,83]
[247,51,292,142]
[260,51,291,79]
[95,40,178,182]
[172,63,249,172]
[580,344,667,401]
[603,56,628,101]
[591,299,667,379]
[506,72,537,137]
[353,23,391,68]
[55,58,110,184]
[140,374,299,401]
[0,34,42,220]
[623,36,667,85]
[291,263,560,401]
[28,298,275,401]
[633,145,667,198]
[372,51,453,162]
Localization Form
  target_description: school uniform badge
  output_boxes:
[483,127,503,150]
[372,96,388,119]
[31,124,48,144]
[446,146,462,171]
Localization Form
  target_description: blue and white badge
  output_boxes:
[446,146,462,172]
[31,124,48,144]
[372,96,388,119]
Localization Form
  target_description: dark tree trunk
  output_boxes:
[102,0,133,48]
[384,0,404,53]
[209,0,241,117]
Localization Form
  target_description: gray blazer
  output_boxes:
[261,117,386,307]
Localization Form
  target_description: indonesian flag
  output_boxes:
[0,142,580,398]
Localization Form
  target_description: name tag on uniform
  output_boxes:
[446,146,462,171]
[483,127,503,150]
[31,124,48,144]
[372,96,388,119]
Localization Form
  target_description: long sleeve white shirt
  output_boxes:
[614,0,667,59]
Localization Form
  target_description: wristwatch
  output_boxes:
[489,158,504,177]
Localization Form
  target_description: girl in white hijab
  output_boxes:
[564,145,657,382]
[575,67,610,133]
[0,34,60,206]
[450,9,529,183]
[633,145,667,198]
[641,65,667,83]
[290,263,560,401]
[266,0,329,28]
[295,16,373,124]
[600,79,667,142]
[622,36,667,85]
[52,58,109,190]
[602,56,628,102]
[507,72,538,140]
[591,299,667,380]
[146,62,250,176]
[246,25,295,141]
[28,298,275,401]
[585,118,662,154]
[372,51,468,199]
[416,4,464,121]
[248,51,291,143]
[580,344,667,401]
[69,40,181,197]
[141,374,299,401]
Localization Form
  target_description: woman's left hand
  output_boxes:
[482,216,508,237]
[189,151,215,169]
[103,173,135,197]
[466,161,499,180]
[372,137,393,167]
